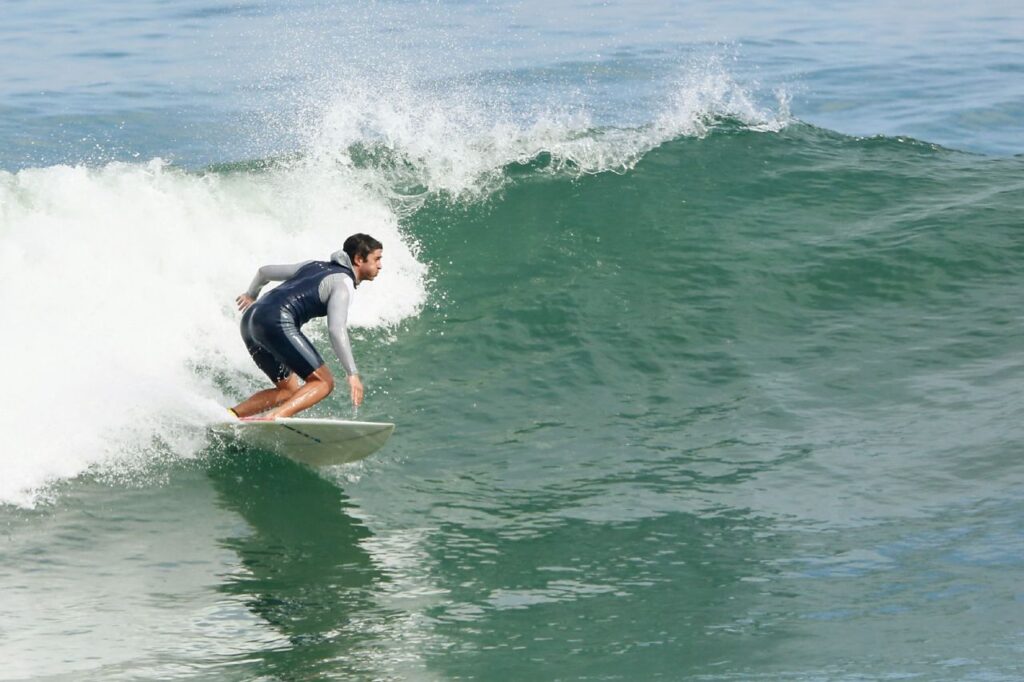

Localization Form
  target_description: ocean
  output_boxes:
[1,1,1023,679]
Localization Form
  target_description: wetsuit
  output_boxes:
[241,250,359,382]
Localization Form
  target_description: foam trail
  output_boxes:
[0,160,426,507]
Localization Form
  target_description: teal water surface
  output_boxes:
[2,1,1024,680]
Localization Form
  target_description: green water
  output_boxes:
[4,124,1023,679]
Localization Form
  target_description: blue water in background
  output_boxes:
[3,0,1023,171]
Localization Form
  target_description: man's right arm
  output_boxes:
[236,261,310,311]
[245,261,309,299]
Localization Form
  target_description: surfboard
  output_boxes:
[210,417,395,467]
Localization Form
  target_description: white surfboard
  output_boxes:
[210,417,395,467]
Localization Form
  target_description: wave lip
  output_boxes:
[299,55,791,201]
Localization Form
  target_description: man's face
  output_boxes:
[356,248,383,282]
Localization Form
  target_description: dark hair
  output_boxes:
[343,233,383,263]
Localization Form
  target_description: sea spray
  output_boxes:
[296,57,790,200]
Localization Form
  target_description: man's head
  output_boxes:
[343,233,383,283]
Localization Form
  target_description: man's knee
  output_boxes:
[274,374,301,399]
[307,365,335,393]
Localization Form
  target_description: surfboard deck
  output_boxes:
[210,417,395,467]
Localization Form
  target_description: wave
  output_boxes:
[6,57,1017,509]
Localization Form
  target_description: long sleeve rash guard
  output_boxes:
[244,251,360,376]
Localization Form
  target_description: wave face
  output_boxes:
[387,123,1024,525]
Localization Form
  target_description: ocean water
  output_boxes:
[2,1,1023,680]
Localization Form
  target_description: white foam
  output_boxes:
[0,159,426,507]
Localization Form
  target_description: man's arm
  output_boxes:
[324,281,358,375]
[236,261,310,311]
[246,261,310,298]
[323,277,364,406]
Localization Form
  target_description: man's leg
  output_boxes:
[232,373,301,418]
[236,308,302,418]
[264,365,335,419]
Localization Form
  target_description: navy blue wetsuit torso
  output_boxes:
[259,261,354,326]
[241,261,356,382]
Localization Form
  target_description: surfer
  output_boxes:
[229,233,383,420]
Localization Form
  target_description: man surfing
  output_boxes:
[230,233,383,420]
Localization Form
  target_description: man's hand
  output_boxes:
[348,374,364,406]
[236,294,255,312]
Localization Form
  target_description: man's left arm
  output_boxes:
[324,281,364,406]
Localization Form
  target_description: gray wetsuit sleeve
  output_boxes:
[321,274,359,376]
[245,261,311,299]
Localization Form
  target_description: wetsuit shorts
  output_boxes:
[241,303,325,382]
